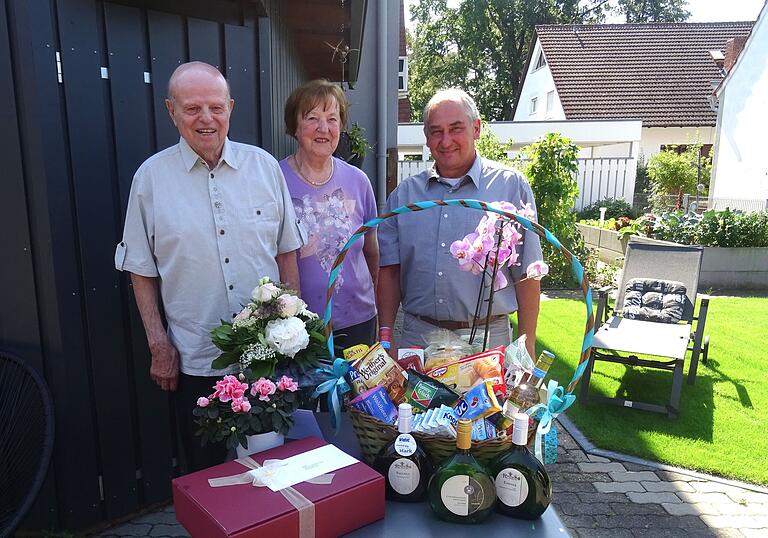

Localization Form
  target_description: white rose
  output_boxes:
[265,317,310,358]
[252,282,280,303]
[277,294,307,318]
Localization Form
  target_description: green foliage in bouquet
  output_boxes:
[209,277,327,378]
[193,373,301,450]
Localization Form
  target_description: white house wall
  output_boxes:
[513,39,565,122]
[710,7,768,205]
[638,127,715,162]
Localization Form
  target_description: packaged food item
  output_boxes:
[423,329,476,370]
[470,418,498,441]
[453,382,502,421]
[412,406,457,438]
[397,348,425,373]
[343,344,370,362]
[404,370,461,413]
[349,385,398,424]
[425,346,506,396]
[351,343,407,405]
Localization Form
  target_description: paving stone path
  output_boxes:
[93,418,768,538]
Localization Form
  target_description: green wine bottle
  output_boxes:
[428,418,496,523]
[373,403,434,502]
[490,412,552,519]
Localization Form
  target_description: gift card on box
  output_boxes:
[173,436,385,538]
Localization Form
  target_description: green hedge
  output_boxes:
[644,209,768,248]
[577,198,640,220]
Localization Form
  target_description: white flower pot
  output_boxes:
[236,431,285,458]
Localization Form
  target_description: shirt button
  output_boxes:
[441,242,446,247]
[438,271,443,276]
[438,299,444,304]
[224,257,230,263]
[443,214,448,219]
[228,284,234,290]
[210,173,215,179]
[220,229,225,235]
[214,201,222,209]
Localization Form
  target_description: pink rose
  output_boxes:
[197,397,210,408]
[230,397,251,413]
[277,375,299,392]
[212,375,248,402]
[251,377,277,401]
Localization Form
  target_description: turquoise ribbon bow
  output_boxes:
[311,358,351,433]
[526,379,576,462]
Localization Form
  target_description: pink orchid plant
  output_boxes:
[193,373,300,450]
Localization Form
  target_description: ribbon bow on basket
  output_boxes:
[526,379,577,464]
[311,358,351,433]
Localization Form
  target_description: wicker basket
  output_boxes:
[347,406,536,466]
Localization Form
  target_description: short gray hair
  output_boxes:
[423,88,480,125]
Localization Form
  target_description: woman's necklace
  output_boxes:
[293,155,334,187]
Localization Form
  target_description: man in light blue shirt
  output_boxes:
[377,89,542,356]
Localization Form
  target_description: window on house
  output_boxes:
[529,97,538,115]
[546,91,554,115]
[398,56,408,92]
[534,50,547,70]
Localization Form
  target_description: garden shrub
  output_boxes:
[647,144,711,212]
[517,133,588,288]
[646,210,768,248]
[577,198,640,220]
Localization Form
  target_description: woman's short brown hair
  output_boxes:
[284,79,348,139]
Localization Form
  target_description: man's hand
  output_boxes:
[149,338,180,391]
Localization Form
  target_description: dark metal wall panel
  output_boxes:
[188,17,222,68]
[8,0,103,529]
[55,0,139,518]
[257,16,273,154]
[103,0,175,506]
[224,23,258,146]
[147,10,185,151]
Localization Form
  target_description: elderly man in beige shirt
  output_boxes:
[116,62,302,472]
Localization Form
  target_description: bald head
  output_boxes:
[167,61,231,102]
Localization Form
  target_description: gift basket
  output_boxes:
[313,199,595,467]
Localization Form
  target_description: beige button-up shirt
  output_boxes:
[115,138,303,375]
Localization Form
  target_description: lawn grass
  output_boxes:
[514,296,768,486]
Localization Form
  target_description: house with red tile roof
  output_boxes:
[513,21,754,162]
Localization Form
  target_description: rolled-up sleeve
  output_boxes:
[274,166,304,254]
[377,187,401,266]
[115,172,159,277]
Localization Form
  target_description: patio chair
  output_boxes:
[0,352,55,538]
[579,238,710,418]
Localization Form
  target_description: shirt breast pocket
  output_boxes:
[237,201,280,224]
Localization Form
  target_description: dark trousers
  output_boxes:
[175,373,228,474]
[333,316,378,352]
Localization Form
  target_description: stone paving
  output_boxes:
[92,417,768,538]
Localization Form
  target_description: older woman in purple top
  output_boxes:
[280,79,379,350]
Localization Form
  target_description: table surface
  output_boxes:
[305,412,571,538]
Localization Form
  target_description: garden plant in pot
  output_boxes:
[334,121,372,169]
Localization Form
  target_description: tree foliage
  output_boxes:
[646,144,710,211]
[408,0,691,121]
[615,0,690,23]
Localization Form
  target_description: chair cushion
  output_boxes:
[621,278,687,324]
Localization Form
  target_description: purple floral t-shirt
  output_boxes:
[280,157,377,329]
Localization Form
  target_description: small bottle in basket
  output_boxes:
[505,350,555,415]
[490,412,552,519]
[373,403,434,502]
[428,419,496,523]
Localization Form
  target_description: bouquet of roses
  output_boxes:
[193,373,301,449]
[209,277,327,379]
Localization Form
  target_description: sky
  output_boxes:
[403,0,765,28]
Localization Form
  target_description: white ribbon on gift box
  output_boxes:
[208,456,335,538]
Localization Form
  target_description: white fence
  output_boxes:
[711,198,768,212]
[396,156,636,211]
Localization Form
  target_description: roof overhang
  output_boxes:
[282,0,367,85]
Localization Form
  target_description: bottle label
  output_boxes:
[532,367,546,379]
[495,468,529,507]
[440,475,487,516]
[388,458,420,495]
[394,434,417,457]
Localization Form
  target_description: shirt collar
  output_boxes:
[178,136,240,172]
[427,152,482,189]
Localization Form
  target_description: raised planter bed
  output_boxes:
[577,223,768,290]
